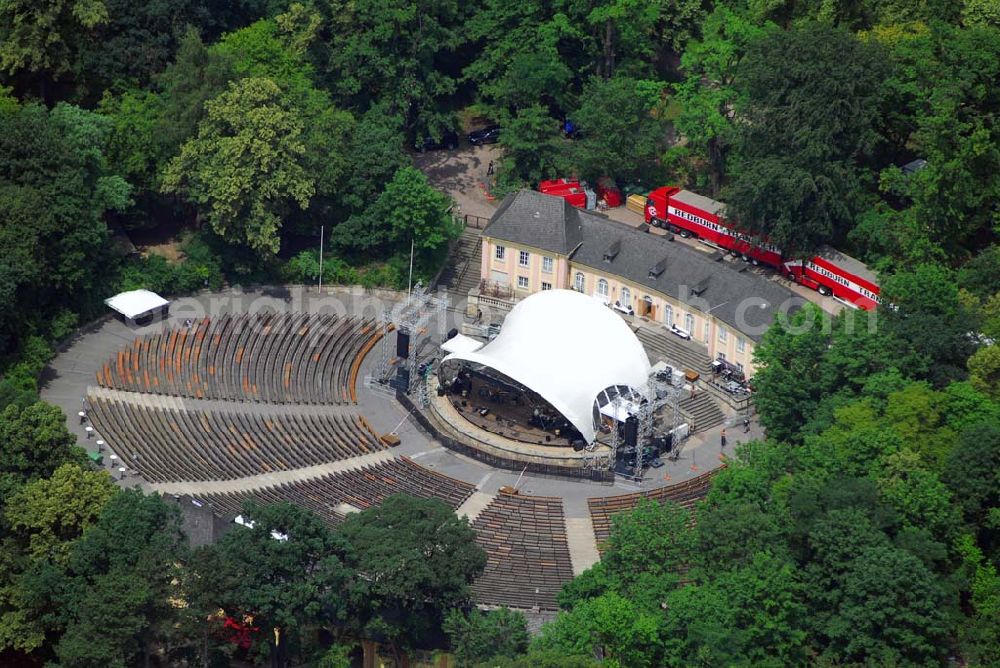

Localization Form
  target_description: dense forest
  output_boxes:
[2,0,1000,666]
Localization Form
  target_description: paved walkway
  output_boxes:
[86,386,363,417]
[150,449,397,496]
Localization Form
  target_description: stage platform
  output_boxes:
[426,374,612,470]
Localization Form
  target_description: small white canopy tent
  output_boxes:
[443,289,651,443]
[104,289,170,323]
[441,333,484,356]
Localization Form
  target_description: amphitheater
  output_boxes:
[42,286,744,614]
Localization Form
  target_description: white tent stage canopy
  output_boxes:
[440,333,484,356]
[104,289,170,321]
[443,289,651,443]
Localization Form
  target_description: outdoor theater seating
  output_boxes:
[95,313,382,404]
[587,469,721,551]
[87,396,385,483]
[471,491,575,610]
[192,457,476,525]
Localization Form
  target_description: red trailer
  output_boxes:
[546,185,588,208]
[538,179,588,208]
[645,186,782,267]
[783,247,880,311]
[539,178,580,193]
[644,186,880,310]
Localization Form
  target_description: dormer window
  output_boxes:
[603,238,621,263]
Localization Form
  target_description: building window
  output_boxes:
[719,326,728,343]
[664,304,673,328]
[541,281,552,291]
[703,322,710,344]
[495,245,505,261]
[718,352,726,361]
[737,361,745,373]
[519,250,529,267]
[597,278,609,297]
[621,287,631,308]
[542,256,554,273]
[737,337,746,353]
[517,276,529,289]
[685,313,695,334]
[574,273,585,291]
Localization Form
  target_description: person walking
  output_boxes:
[743,416,751,433]
[487,160,494,176]
[720,428,727,448]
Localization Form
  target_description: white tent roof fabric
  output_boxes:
[440,333,484,355]
[104,289,170,320]
[443,289,651,443]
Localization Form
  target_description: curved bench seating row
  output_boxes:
[587,469,721,551]
[193,457,476,526]
[96,313,383,404]
[471,492,574,611]
[88,396,385,483]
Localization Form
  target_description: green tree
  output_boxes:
[969,345,1000,400]
[161,76,315,254]
[725,23,888,254]
[884,24,1000,249]
[880,263,978,386]
[193,501,351,668]
[0,402,85,499]
[591,499,691,608]
[821,544,950,665]
[443,607,529,666]
[337,103,410,213]
[0,0,108,80]
[332,166,458,272]
[496,104,564,191]
[321,0,467,137]
[73,0,220,96]
[660,552,807,666]
[568,76,667,183]
[964,0,1000,27]
[943,422,1000,538]
[0,102,118,358]
[155,28,237,160]
[533,592,663,668]
[4,490,188,664]
[751,304,887,443]
[5,464,117,562]
[336,494,486,663]
[671,6,768,193]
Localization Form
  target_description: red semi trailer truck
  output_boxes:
[645,186,880,310]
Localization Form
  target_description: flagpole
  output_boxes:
[318,225,324,293]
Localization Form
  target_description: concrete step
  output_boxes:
[634,327,712,374]
[678,393,725,431]
[436,229,483,293]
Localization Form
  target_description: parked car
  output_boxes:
[468,125,501,145]
[417,130,459,152]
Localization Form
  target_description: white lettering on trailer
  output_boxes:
[667,206,780,254]
[785,260,881,304]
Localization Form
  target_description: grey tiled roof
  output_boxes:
[486,190,804,341]
[484,191,584,255]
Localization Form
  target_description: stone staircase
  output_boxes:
[633,325,712,374]
[436,227,483,295]
[633,325,726,432]
[678,392,726,432]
